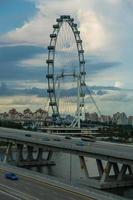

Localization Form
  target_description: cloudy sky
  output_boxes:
[0,0,133,115]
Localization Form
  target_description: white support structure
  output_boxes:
[77,75,81,128]
[3,143,13,163]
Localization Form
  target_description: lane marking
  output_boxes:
[0,189,21,200]
[0,181,39,200]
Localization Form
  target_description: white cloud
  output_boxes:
[1,0,133,57]
[78,9,107,52]
[84,89,133,115]
[1,0,133,92]
[20,53,45,67]
[114,81,123,88]
[108,0,122,5]
[1,0,109,53]
[2,13,48,46]
[0,95,48,112]
[98,90,133,102]
[1,0,76,46]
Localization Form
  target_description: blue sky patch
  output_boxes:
[0,0,36,34]
[0,45,46,81]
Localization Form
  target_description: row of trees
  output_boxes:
[0,120,23,129]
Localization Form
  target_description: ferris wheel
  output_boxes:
[46,15,86,128]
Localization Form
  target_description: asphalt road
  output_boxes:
[0,169,93,200]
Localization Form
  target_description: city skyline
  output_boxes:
[1,108,133,126]
[0,0,133,114]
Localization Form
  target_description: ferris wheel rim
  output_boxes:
[46,15,86,119]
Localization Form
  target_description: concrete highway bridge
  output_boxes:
[0,127,133,193]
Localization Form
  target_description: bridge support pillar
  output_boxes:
[112,162,119,177]
[128,166,133,175]
[79,158,133,189]
[100,161,112,184]
[94,161,133,189]
[14,145,55,167]
[47,150,53,161]
[16,144,23,164]
[116,164,133,181]
[96,159,104,177]
[36,148,43,161]
[79,156,89,178]
[3,143,13,163]
[27,146,34,161]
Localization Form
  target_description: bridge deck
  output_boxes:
[0,127,133,165]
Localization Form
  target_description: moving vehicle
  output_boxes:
[43,137,50,141]
[65,136,71,139]
[76,141,85,146]
[25,134,31,137]
[53,138,61,141]
[5,172,19,180]
[81,136,96,142]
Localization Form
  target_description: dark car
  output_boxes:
[25,134,31,137]
[65,136,71,139]
[53,138,61,141]
[43,137,50,141]
[81,136,96,142]
[5,172,19,180]
[76,141,85,146]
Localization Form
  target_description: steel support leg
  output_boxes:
[112,162,119,177]
[47,150,53,161]
[96,159,104,177]
[27,146,34,161]
[79,156,89,178]
[36,148,43,161]
[100,161,112,184]
[127,166,133,175]
[117,164,127,181]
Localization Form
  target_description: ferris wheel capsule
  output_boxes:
[48,46,55,50]
[50,34,57,38]
[53,24,60,29]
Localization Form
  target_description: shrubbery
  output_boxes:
[0,120,23,129]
